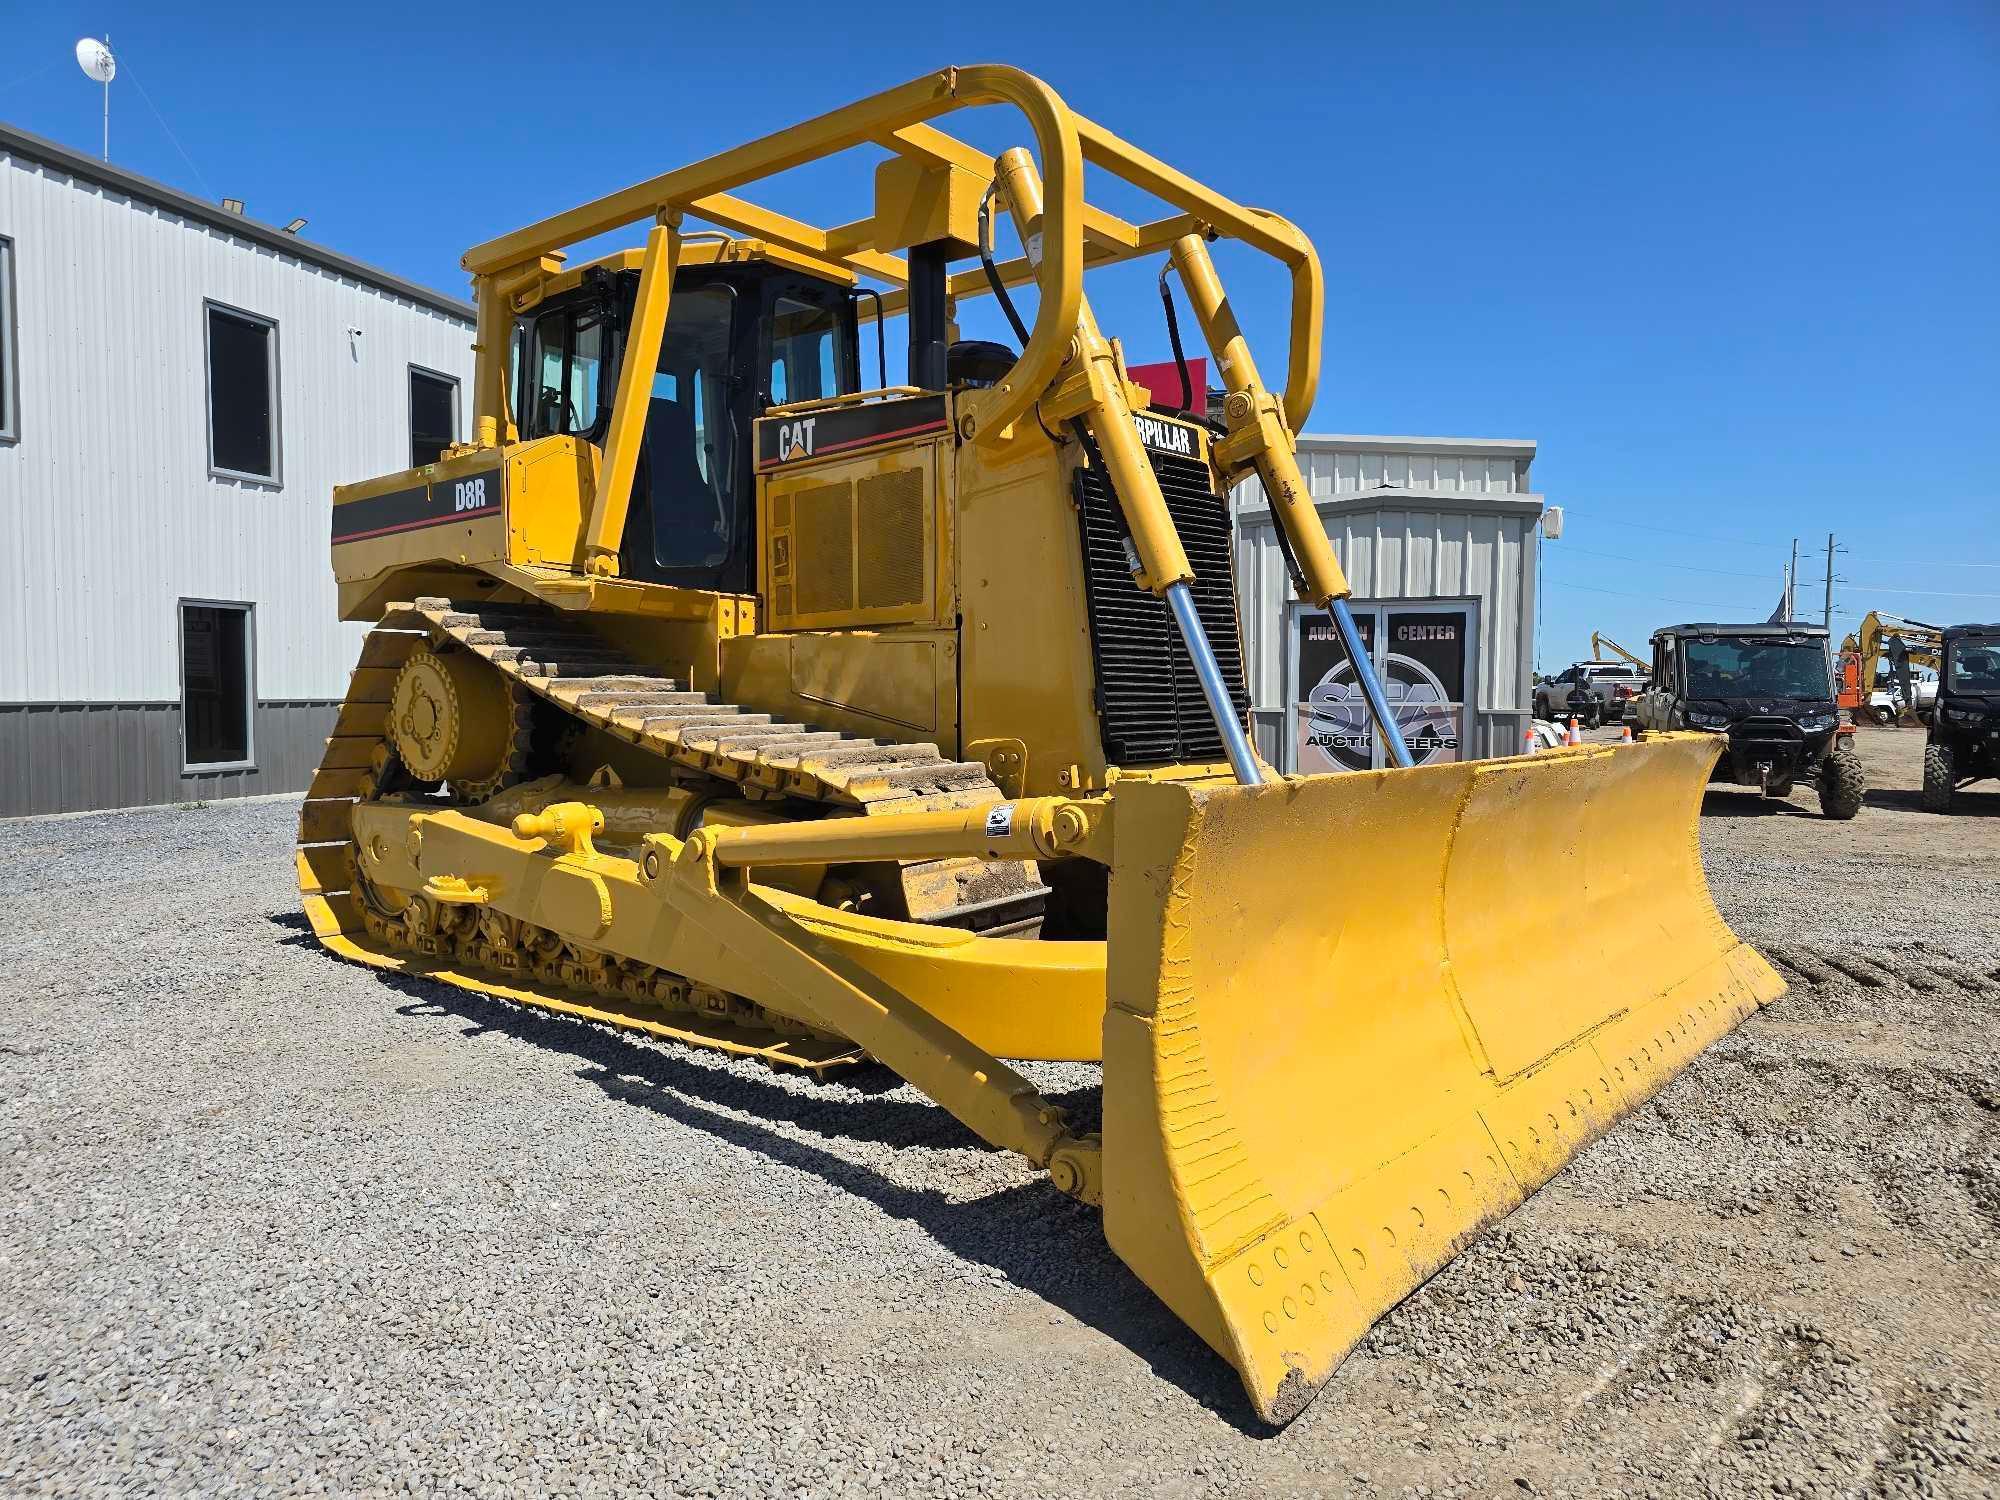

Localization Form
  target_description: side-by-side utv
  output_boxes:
[1922,624,2000,812]
[1633,623,1865,819]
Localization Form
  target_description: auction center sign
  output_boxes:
[1297,605,1472,771]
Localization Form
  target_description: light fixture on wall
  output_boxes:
[283,218,307,234]
[221,197,244,215]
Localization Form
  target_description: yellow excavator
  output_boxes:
[298,67,1783,1425]
[1839,610,1943,723]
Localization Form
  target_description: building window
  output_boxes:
[0,236,16,443]
[409,365,459,467]
[205,302,280,482]
[180,600,255,771]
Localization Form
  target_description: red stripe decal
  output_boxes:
[334,506,499,543]
[759,418,947,470]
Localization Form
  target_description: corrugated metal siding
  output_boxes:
[0,700,339,816]
[1234,436,1543,762]
[1290,437,1532,500]
[0,147,474,705]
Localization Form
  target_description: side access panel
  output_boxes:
[331,438,594,620]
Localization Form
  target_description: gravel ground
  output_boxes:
[3,726,1996,1498]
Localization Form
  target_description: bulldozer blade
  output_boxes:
[1099,733,1783,1425]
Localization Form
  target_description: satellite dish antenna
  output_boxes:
[74,37,116,161]
[75,37,116,82]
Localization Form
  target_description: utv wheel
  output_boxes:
[1818,748,1865,820]
[1921,742,1956,814]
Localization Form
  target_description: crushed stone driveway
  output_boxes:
[2,724,1995,1498]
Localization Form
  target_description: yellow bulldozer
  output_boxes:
[298,66,1783,1425]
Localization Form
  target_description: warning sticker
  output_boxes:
[984,804,1015,839]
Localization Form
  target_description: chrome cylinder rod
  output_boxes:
[1166,581,1263,786]
[1332,596,1415,769]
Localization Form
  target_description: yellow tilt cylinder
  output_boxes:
[993,148,1191,592]
[583,220,680,576]
[1169,232,1350,607]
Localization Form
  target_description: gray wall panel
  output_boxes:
[1235,434,1544,766]
[0,700,337,817]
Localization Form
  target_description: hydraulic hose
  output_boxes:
[978,183,1032,349]
[1158,265,1194,412]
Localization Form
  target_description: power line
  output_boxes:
[1565,505,2000,570]
[1561,508,1787,549]
[121,58,217,202]
[1840,582,2000,601]
[0,57,63,94]
[1555,543,1776,581]
[1543,571,1764,613]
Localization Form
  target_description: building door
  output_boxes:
[1288,598,1478,772]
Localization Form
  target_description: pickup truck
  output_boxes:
[1535,661,1650,727]
[1867,669,1938,724]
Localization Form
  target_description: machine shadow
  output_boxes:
[1866,786,2000,817]
[1699,790,1817,819]
[358,967,1260,1431]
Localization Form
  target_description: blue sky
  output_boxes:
[7,1,1996,665]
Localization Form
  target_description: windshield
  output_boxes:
[1948,637,2000,692]
[1684,638,1831,699]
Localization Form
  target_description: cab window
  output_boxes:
[520,302,610,439]
[767,293,849,407]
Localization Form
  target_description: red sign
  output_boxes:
[1126,357,1208,412]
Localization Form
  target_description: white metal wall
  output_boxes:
[1288,435,1532,501]
[1234,436,1544,762]
[0,145,474,704]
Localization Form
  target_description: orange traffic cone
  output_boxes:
[1620,722,1633,743]
[1567,717,1582,746]
[1523,726,1538,756]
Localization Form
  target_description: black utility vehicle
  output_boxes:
[1633,623,1865,820]
[1921,624,2000,813]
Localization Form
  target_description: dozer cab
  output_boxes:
[298,67,1783,1425]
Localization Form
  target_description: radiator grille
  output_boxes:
[1074,448,1251,765]
[793,481,854,616]
[856,468,927,610]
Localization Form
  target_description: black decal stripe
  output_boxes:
[332,468,504,544]
[756,395,948,468]
[759,418,947,470]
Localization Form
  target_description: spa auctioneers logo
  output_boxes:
[1304,653,1461,764]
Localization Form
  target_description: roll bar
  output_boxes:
[460,65,1323,446]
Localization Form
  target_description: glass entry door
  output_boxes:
[1288,598,1479,772]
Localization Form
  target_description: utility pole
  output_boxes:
[1823,533,1835,631]
[1788,537,1799,620]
